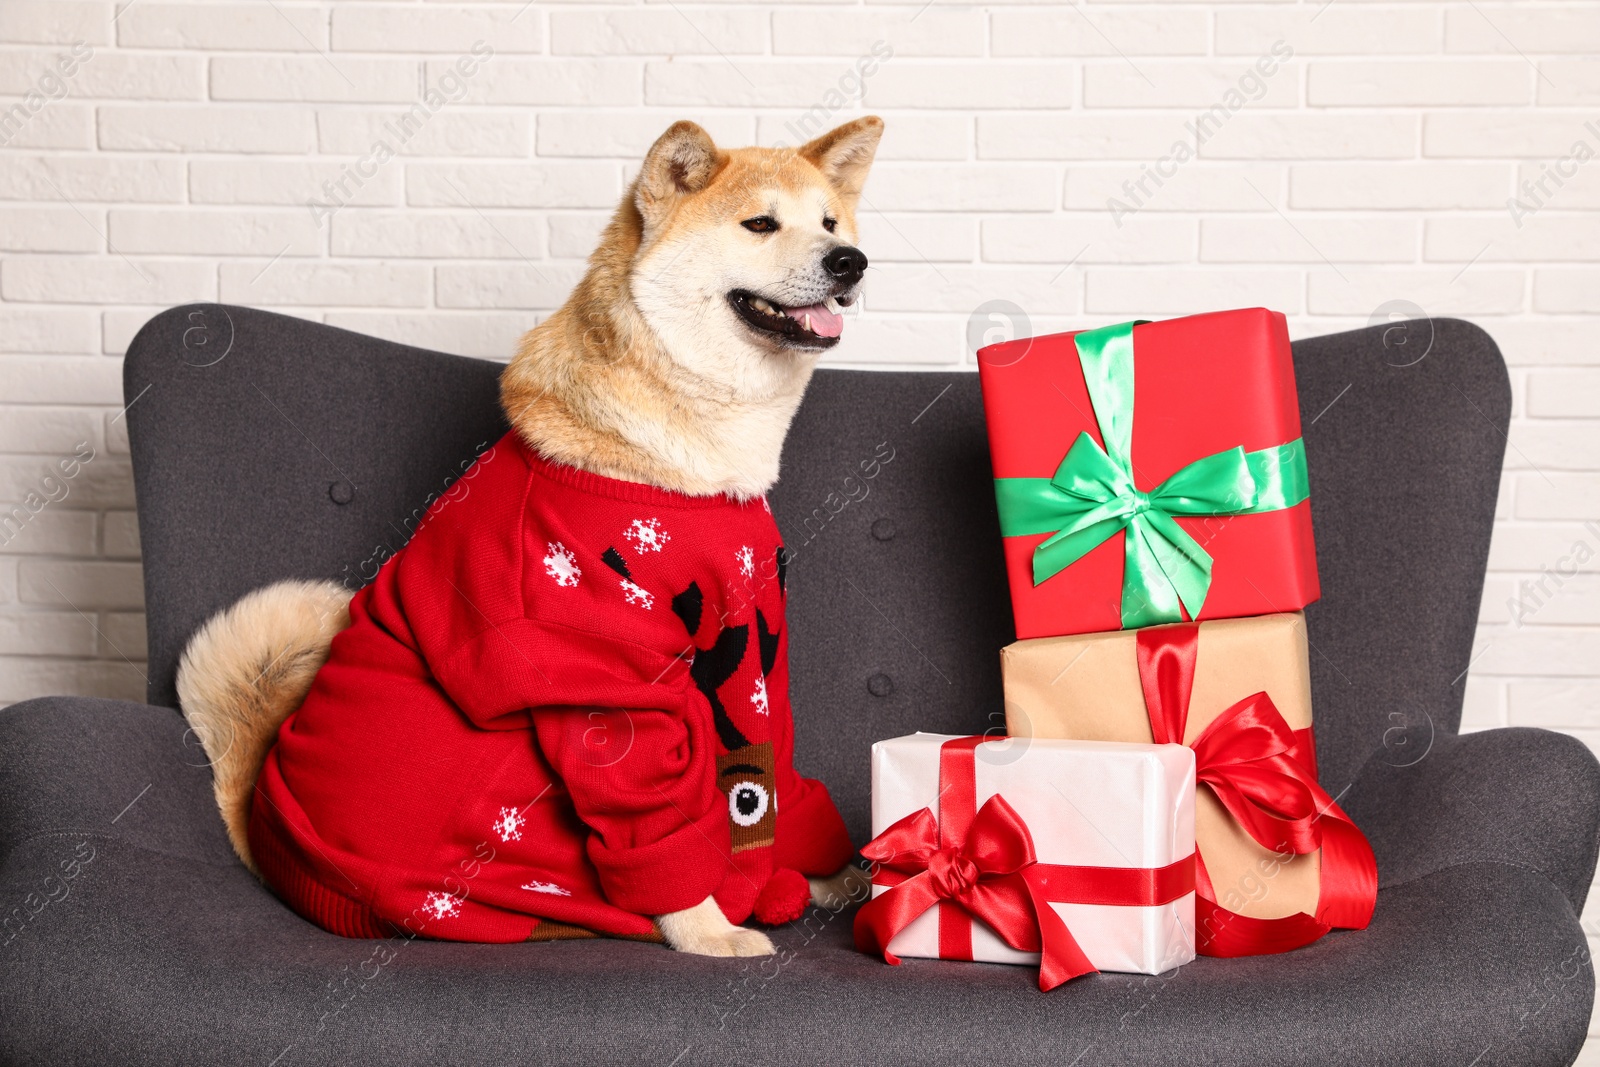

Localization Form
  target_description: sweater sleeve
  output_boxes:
[774,774,855,876]
[434,616,730,916]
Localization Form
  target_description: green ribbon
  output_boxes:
[993,320,1309,629]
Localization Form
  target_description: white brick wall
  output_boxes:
[2,0,1599,1045]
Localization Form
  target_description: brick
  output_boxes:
[0,51,204,100]
[319,109,532,158]
[0,453,132,509]
[1202,216,1418,263]
[103,511,140,559]
[434,263,587,309]
[864,265,1077,315]
[1290,163,1510,209]
[0,409,100,454]
[98,106,315,153]
[1536,270,1600,313]
[1448,8,1600,55]
[211,56,418,103]
[1308,61,1530,106]
[0,104,94,150]
[0,309,97,354]
[869,64,1072,109]
[547,213,610,258]
[1084,61,1297,109]
[406,162,621,208]
[334,9,542,52]
[0,613,96,657]
[1485,321,1600,367]
[867,164,1058,211]
[1199,114,1418,160]
[1460,675,1505,730]
[1488,521,1600,573]
[1518,474,1600,520]
[992,8,1208,56]
[0,156,182,202]
[100,612,148,661]
[321,311,530,360]
[982,215,1197,264]
[1505,420,1600,472]
[1528,371,1600,418]
[857,213,976,263]
[1065,163,1287,212]
[1514,159,1600,209]
[104,410,130,455]
[539,112,755,157]
[1307,268,1525,315]
[1426,112,1599,159]
[190,160,402,207]
[1086,268,1303,315]
[647,61,869,108]
[450,59,642,106]
[1509,681,1600,729]
[858,114,968,161]
[978,113,1187,161]
[20,560,143,610]
[1540,61,1600,106]
[553,10,765,55]
[829,316,962,366]
[331,210,546,259]
[5,2,114,45]
[118,3,324,50]
[0,206,104,252]
[1468,623,1600,677]
[1217,7,1441,54]
[0,508,96,557]
[0,358,123,405]
[0,657,145,704]
[220,261,431,308]
[1427,215,1600,263]
[773,10,979,57]
[0,563,13,606]
[1,257,213,305]
[109,209,321,257]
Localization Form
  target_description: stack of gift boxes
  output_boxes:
[854,309,1377,989]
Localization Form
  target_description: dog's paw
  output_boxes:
[657,896,776,958]
[808,863,872,909]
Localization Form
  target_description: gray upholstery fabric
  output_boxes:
[0,304,1589,1064]
[0,697,1591,1066]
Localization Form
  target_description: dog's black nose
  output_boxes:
[823,246,867,285]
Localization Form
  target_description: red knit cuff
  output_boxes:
[774,777,854,876]
[586,803,732,916]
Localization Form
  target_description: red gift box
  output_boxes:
[978,308,1319,640]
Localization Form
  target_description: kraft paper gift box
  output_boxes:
[1001,612,1377,956]
[977,309,1320,640]
[854,732,1196,988]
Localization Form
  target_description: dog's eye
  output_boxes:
[822,217,837,233]
[741,216,778,234]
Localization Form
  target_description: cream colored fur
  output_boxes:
[176,579,352,875]
[175,117,884,958]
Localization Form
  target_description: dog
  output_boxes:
[177,116,884,957]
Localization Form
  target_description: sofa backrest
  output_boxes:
[126,306,1508,841]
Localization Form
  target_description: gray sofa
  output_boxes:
[1,305,1595,1065]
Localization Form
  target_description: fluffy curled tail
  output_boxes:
[176,579,352,874]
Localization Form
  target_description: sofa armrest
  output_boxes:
[0,696,236,868]
[1342,726,1600,912]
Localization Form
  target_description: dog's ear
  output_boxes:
[636,121,721,232]
[798,116,884,206]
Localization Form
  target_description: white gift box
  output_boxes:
[869,732,1197,976]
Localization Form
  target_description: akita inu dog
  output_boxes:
[178,117,883,957]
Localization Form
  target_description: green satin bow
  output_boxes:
[993,320,1309,629]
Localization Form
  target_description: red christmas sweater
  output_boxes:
[249,432,854,942]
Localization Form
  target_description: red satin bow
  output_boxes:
[1137,624,1377,956]
[854,793,1095,991]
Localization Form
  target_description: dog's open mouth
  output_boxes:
[728,290,849,349]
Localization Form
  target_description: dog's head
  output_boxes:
[626,117,884,397]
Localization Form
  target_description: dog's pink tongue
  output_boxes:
[783,302,843,339]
